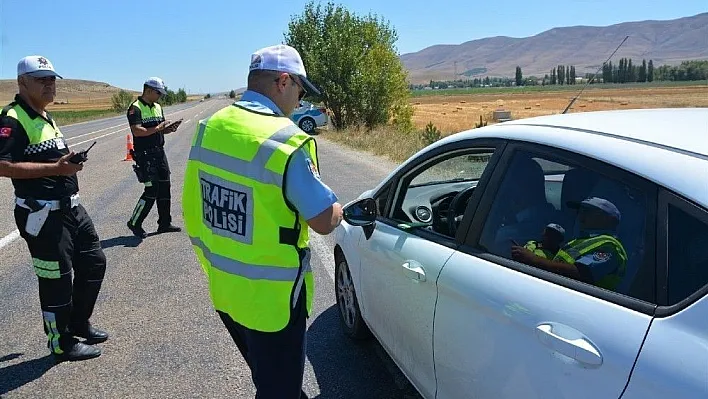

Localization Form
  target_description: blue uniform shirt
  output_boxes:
[236,90,337,220]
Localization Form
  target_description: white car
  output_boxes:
[291,100,328,133]
[334,108,708,399]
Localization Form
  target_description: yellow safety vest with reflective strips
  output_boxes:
[553,234,628,290]
[523,240,555,259]
[182,104,318,333]
[2,102,64,156]
[131,99,163,125]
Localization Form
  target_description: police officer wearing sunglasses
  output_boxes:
[0,56,109,362]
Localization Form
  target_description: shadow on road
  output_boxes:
[100,235,142,249]
[306,305,421,399]
[0,353,55,396]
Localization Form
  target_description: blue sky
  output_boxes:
[0,0,705,93]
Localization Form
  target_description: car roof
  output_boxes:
[426,108,708,208]
[498,108,708,157]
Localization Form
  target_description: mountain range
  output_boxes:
[400,12,708,84]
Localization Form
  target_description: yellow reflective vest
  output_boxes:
[2,101,63,151]
[182,104,317,332]
[554,234,627,290]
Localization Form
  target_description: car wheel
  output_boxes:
[335,253,371,340]
[299,117,316,133]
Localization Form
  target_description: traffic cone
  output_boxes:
[123,134,134,161]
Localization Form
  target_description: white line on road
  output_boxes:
[65,122,125,141]
[0,229,19,250]
[309,231,335,280]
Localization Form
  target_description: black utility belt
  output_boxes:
[132,147,164,158]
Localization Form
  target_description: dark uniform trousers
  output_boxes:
[14,203,106,354]
[129,149,172,228]
[218,288,309,399]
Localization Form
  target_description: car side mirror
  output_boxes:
[343,198,377,226]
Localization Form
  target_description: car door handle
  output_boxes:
[536,323,603,367]
[401,260,426,282]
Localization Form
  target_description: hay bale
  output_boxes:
[620,101,629,106]
[460,100,466,103]
[579,104,586,108]
[456,107,463,110]
[524,106,531,110]
[535,103,541,107]
[442,102,448,105]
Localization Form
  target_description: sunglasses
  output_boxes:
[275,74,306,100]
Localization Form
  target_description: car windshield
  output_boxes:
[410,153,491,187]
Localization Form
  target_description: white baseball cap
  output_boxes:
[17,55,63,79]
[249,44,321,96]
[144,77,167,95]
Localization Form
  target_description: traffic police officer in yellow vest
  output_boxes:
[523,223,565,259]
[126,77,181,238]
[0,56,108,362]
[512,197,627,290]
[183,44,342,399]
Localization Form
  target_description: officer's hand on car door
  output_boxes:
[55,152,83,176]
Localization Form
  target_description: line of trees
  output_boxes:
[412,59,708,90]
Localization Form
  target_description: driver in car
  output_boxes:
[522,223,565,259]
[511,197,628,291]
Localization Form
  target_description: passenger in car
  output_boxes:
[511,197,628,290]
[522,223,566,259]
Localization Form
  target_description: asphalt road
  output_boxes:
[0,99,422,398]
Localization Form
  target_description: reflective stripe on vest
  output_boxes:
[131,100,163,125]
[554,234,628,289]
[3,103,63,153]
[524,241,554,259]
[183,104,317,332]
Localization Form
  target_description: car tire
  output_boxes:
[335,253,371,340]
[299,117,316,134]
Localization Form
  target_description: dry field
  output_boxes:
[322,84,708,163]
[411,85,708,134]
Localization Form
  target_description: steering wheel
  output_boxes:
[447,186,476,237]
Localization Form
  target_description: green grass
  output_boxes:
[410,80,708,97]
[51,109,122,125]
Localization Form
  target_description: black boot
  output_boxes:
[157,224,181,233]
[53,342,101,363]
[69,322,109,344]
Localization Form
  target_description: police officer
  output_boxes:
[182,44,342,399]
[0,56,108,362]
[126,77,181,238]
[522,223,565,259]
[512,197,627,290]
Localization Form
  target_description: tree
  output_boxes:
[515,66,523,86]
[648,59,654,82]
[550,68,557,85]
[570,65,576,84]
[557,65,565,85]
[628,59,635,82]
[566,66,570,86]
[285,1,412,131]
[639,59,647,82]
[229,90,236,99]
[177,88,187,103]
[111,90,134,112]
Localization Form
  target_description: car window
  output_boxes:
[666,204,708,305]
[391,150,494,238]
[374,183,392,217]
[477,149,653,301]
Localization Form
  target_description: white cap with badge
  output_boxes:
[249,44,321,96]
[144,77,168,95]
[17,55,63,79]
